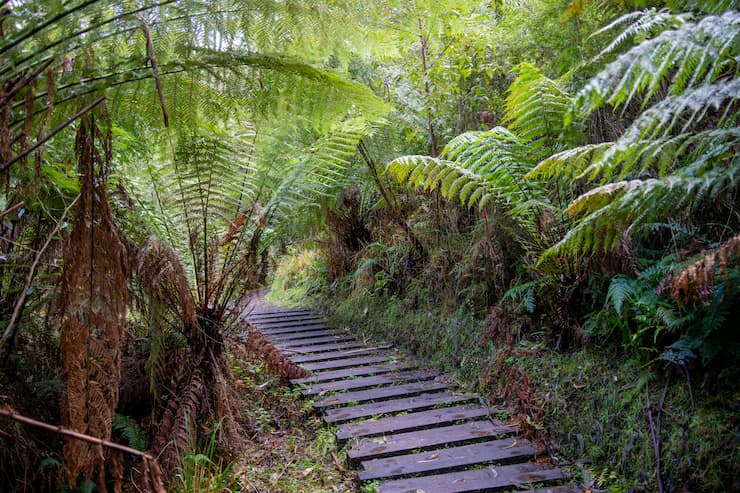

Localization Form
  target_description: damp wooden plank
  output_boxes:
[301,370,436,396]
[290,346,392,364]
[357,438,536,481]
[313,380,450,409]
[247,309,313,318]
[346,420,516,462]
[336,404,491,442]
[258,324,331,336]
[300,355,394,372]
[276,334,356,348]
[323,392,477,424]
[254,319,327,329]
[374,463,569,493]
[265,329,348,342]
[251,314,319,322]
[247,313,318,321]
[281,341,367,354]
[292,363,412,384]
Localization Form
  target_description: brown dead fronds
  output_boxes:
[135,236,197,334]
[668,234,740,306]
[482,306,550,453]
[58,110,128,492]
[149,365,205,478]
[242,327,310,383]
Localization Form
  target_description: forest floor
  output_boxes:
[229,296,357,493]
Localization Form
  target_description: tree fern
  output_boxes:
[504,63,575,154]
[530,7,739,260]
[263,116,379,230]
[386,127,545,228]
[574,10,739,113]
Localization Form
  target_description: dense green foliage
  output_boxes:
[1,0,738,491]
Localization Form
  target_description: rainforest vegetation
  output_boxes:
[0,0,738,491]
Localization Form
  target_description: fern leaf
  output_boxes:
[575,10,739,114]
[504,63,574,154]
[606,276,634,315]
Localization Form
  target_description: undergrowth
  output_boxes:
[226,334,354,492]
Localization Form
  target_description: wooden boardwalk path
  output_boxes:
[245,305,577,493]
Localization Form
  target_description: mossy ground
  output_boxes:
[223,339,356,492]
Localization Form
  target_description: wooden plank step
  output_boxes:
[374,462,569,493]
[323,392,477,424]
[346,421,516,462]
[300,355,394,372]
[291,346,392,364]
[282,341,366,355]
[258,325,331,336]
[358,438,535,481]
[301,370,437,396]
[292,362,412,384]
[251,314,319,321]
[313,381,450,409]
[276,334,356,348]
[254,320,327,329]
[336,404,491,442]
[265,329,348,342]
[247,309,313,318]
[248,313,319,321]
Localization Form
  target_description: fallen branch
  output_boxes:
[645,374,671,493]
[0,405,166,493]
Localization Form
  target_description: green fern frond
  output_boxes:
[606,276,634,316]
[505,63,574,153]
[527,142,611,181]
[575,10,739,114]
[501,280,541,313]
[590,9,689,61]
[544,159,737,259]
[264,116,377,231]
[387,127,542,223]
[113,414,148,451]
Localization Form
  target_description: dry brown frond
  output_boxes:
[135,237,197,332]
[59,112,128,491]
[669,234,740,306]
[243,327,310,382]
[149,367,205,478]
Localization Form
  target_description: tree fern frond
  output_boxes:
[622,79,740,143]
[540,118,739,187]
[575,10,739,115]
[543,158,738,259]
[386,127,543,222]
[504,63,574,153]
[263,116,376,231]
[590,9,689,61]
[527,142,612,181]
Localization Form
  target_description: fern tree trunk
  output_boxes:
[59,109,128,492]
